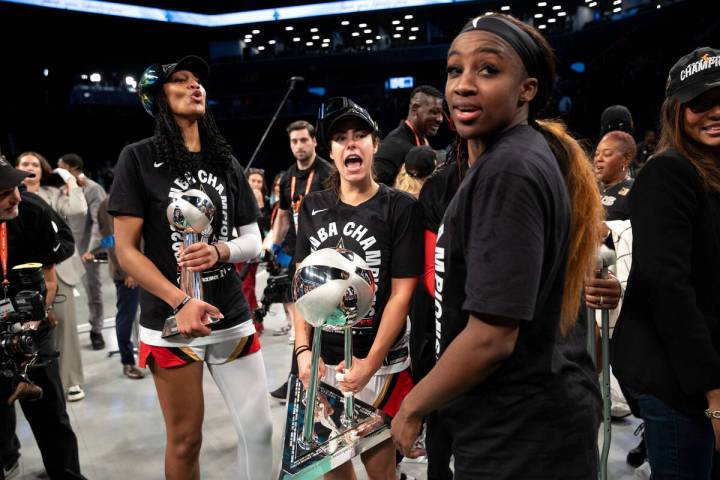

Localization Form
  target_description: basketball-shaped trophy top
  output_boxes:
[166,188,216,233]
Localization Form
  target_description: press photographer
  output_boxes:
[0,157,86,479]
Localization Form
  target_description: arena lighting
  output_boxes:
[589,1,597,5]
[258,45,265,50]
[81,74,88,80]
[404,14,413,18]
[43,68,49,77]
[375,34,381,39]
[306,41,314,46]
[396,25,404,30]
[341,20,350,25]
[537,1,547,6]
[0,0,475,26]
[612,6,621,12]
[310,27,318,32]
[252,29,260,34]
[90,73,101,82]
[268,39,276,44]
[552,5,561,9]
[538,24,546,29]
[363,28,371,33]
[393,33,401,38]
[534,13,543,18]
[392,19,400,24]
[548,18,556,22]
[410,26,419,31]
[323,38,330,41]
[312,34,320,39]
[293,36,301,41]
[124,75,135,86]
[285,25,294,30]
[500,5,510,10]
[613,0,621,4]
[558,11,567,16]
[245,37,252,42]
[351,31,360,36]
[408,35,417,40]
[359,22,367,27]
[365,39,372,43]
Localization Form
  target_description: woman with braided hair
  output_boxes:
[108,56,272,480]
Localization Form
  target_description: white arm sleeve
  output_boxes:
[221,222,262,263]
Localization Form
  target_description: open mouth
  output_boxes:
[191,91,204,102]
[343,154,363,173]
[703,124,720,135]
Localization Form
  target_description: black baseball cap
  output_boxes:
[0,155,32,190]
[404,146,436,179]
[600,105,634,136]
[666,47,720,103]
[138,55,210,116]
[317,97,378,146]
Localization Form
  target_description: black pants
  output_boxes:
[114,280,140,366]
[0,344,85,479]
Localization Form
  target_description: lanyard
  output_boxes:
[405,120,429,147]
[0,223,8,297]
[290,170,315,214]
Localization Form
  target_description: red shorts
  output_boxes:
[139,333,261,369]
[322,367,414,418]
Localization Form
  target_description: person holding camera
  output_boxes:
[0,157,85,479]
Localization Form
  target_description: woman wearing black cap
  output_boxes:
[391,13,604,478]
[612,46,720,478]
[293,97,423,479]
[108,56,272,480]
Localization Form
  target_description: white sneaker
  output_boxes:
[633,461,651,479]
[288,326,295,344]
[67,385,85,402]
[3,460,20,479]
[273,325,291,336]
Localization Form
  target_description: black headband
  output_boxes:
[460,15,550,115]
[461,15,543,78]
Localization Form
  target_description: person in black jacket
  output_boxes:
[374,85,443,186]
[0,157,85,479]
[611,46,720,479]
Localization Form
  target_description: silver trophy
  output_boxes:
[279,248,388,479]
[162,189,217,338]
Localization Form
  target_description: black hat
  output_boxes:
[666,47,720,103]
[600,105,634,136]
[317,97,378,146]
[0,155,32,190]
[138,55,210,116]
[404,146,436,179]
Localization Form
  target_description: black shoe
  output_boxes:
[90,332,105,350]
[270,381,288,402]
[626,424,646,468]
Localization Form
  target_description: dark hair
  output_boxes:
[409,85,444,103]
[286,120,316,138]
[454,13,603,334]
[59,153,84,171]
[600,105,634,136]
[246,168,268,196]
[151,95,233,178]
[657,96,720,192]
[16,151,53,182]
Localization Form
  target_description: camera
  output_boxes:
[0,263,47,389]
[253,251,291,324]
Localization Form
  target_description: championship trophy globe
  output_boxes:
[162,188,217,338]
[279,248,389,479]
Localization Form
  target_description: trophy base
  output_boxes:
[161,315,221,338]
[279,374,390,479]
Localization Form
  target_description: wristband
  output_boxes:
[211,243,222,263]
[173,295,192,315]
[294,346,310,359]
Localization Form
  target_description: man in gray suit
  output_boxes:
[58,153,108,350]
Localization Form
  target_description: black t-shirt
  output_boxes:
[374,121,426,186]
[279,156,333,245]
[435,125,600,477]
[108,137,259,332]
[601,178,633,221]
[295,184,423,366]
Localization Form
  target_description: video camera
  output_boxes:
[253,250,291,324]
[0,263,48,402]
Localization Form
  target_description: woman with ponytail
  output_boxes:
[391,13,603,478]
